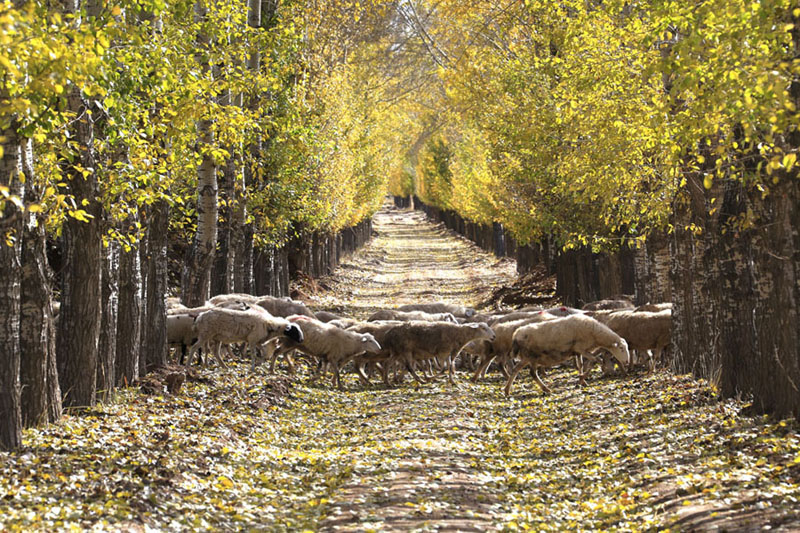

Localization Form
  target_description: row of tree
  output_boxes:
[0,0,401,449]
[385,1,800,417]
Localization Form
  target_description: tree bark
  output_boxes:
[19,138,62,427]
[96,241,119,401]
[182,1,218,307]
[143,201,170,371]
[0,121,24,449]
[56,84,103,409]
[115,218,142,386]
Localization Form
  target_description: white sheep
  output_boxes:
[634,302,672,313]
[591,309,672,371]
[397,302,476,319]
[167,313,196,365]
[166,296,187,312]
[273,315,382,389]
[367,309,458,323]
[581,299,634,311]
[466,313,559,382]
[328,318,360,329]
[255,296,315,318]
[208,293,260,306]
[505,314,630,396]
[382,321,495,385]
[186,307,304,370]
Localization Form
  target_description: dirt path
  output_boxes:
[313,204,517,318]
[315,205,515,531]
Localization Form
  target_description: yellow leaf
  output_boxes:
[216,475,233,489]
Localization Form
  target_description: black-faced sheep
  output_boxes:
[505,314,630,396]
[186,307,303,370]
[397,302,476,319]
[273,315,382,389]
[382,321,495,384]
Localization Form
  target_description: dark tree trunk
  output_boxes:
[143,200,170,371]
[115,225,142,387]
[96,241,119,401]
[56,86,103,409]
[19,139,62,427]
[0,123,23,449]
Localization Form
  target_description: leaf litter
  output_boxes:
[1,205,799,531]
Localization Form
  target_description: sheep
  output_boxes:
[367,309,458,323]
[208,293,260,306]
[346,321,405,385]
[489,310,550,326]
[543,306,585,316]
[504,314,630,396]
[255,295,315,318]
[167,313,197,365]
[314,310,342,323]
[166,296,187,312]
[397,302,476,319]
[590,309,672,371]
[634,302,672,313]
[271,315,381,389]
[467,313,559,382]
[167,304,245,363]
[185,307,304,370]
[581,299,634,311]
[381,321,495,385]
[328,318,360,329]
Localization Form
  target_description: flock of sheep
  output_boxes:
[166,295,672,396]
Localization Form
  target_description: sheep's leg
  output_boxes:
[211,342,227,369]
[185,340,203,369]
[533,366,552,394]
[504,360,530,397]
[405,355,427,384]
[648,348,660,373]
[472,355,496,382]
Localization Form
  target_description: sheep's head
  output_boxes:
[359,333,381,354]
[284,323,304,343]
[464,308,476,318]
[609,339,630,366]
[467,322,495,342]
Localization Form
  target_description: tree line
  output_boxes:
[386,0,800,417]
[0,0,399,449]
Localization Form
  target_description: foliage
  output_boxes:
[397,0,799,249]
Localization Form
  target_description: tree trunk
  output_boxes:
[96,241,119,401]
[19,138,62,427]
[56,84,103,409]
[182,1,218,307]
[115,226,142,387]
[143,200,170,371]
[0,121,24,449]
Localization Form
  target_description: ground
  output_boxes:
[1,205,799,532]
